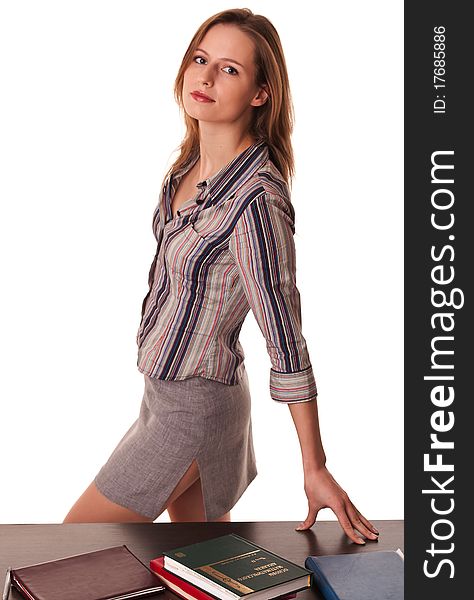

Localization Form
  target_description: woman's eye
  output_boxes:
[192,56,238,75]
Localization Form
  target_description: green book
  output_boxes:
[162,533,312,600]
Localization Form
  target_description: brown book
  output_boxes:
[10,544,165,600]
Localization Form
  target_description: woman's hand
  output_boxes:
[295,465,379,545]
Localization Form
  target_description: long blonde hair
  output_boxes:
[164,8,295,189]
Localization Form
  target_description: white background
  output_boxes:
[0,1,403,524]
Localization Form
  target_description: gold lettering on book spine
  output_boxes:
[198,566,254,593]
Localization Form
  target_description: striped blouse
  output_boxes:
[136,139,317,403]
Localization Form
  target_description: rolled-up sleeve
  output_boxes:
[228,191,318,404]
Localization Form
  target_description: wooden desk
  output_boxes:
[0,521,403,600]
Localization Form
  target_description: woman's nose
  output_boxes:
[198,65,214,84]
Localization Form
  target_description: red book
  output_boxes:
[150,556,297,600]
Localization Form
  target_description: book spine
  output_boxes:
[304,559,339,600]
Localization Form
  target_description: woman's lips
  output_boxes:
[191,91,215,103]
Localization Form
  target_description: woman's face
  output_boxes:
[182,23,267,130]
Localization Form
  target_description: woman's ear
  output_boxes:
[251,84,269,107]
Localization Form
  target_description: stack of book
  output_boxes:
[149,533,313,600]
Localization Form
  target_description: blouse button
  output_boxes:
[177,210,181,216]
[196,197,205,205]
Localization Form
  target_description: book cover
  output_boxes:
[162,533,312,599]
[10,544,165,600]
[304,550,404,600]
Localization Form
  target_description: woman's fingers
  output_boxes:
[354,506,380,535]
[345,502,379,541]
[332,503,366,545]
[295,504,321,530]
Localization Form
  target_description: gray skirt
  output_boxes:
[93,369,257,521]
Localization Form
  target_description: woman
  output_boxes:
[64,8,379,544]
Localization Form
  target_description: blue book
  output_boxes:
[304,549,404,600]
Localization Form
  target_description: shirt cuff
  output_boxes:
[269,365,318,403]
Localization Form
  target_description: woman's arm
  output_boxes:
[228,192,317,403]
[288,399,379,544]
[288,398,326,471]
[228,190,378,542]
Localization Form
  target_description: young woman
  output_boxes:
[64,8,379,545]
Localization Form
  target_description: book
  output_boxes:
[161,533,312,600]
[10,544,165,600]
[304,549,404,600]
[150,555,297,600]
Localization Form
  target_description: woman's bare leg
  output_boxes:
[63,458,203,523]
[63,480,154,523]
[167,469,232,523]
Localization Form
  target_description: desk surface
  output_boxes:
[0,521,403,600]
